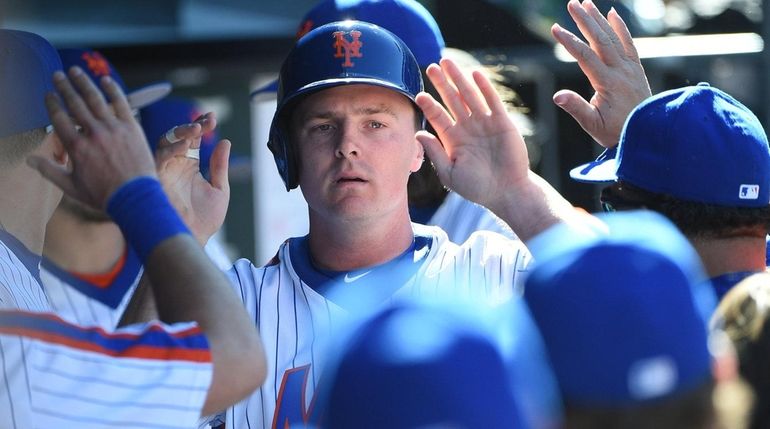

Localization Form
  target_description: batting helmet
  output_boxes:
[267,20,424,191]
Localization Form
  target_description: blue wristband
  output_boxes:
[107,176,191,263]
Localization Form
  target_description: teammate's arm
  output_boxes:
[29,66,266,416]
[118,274,156,326]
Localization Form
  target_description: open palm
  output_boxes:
[415,58,530,212]
[155,114,230,244]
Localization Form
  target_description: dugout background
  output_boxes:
[1,0,765,262]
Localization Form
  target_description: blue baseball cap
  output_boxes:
[0,29,63,139]
[321,302,528,428]
[57,48,171,110]
[140,97,218,177]
[570,83,770,208]
[298,0,443,68]
[251,0,444,97]
[524,211,717,406]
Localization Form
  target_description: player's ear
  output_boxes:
[409,137,424,173]
[45,131,69,166]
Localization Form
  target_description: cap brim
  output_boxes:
[250,79,278,100]
[569,148,619,183]
[127,82,172,110]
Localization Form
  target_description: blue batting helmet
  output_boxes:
[267,20,424,191]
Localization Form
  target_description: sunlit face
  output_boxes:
[290,84,424,222]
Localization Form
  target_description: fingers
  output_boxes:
[552,89,599,134]
[551,23,606,87]
[158,112,215,150]
[567,0,621,67]
[607,7,640,63]
[158,123,202,149]
[415,92,455,140]
[209,139,231,193]
[415,131,451,185]
[425,63,468,120]
[473,70,507,116]
[51,70,100,135]
[100,76,134,121]
[156,137,193,165]
[45,90,81,150]
[67,66,117,122]
[197,112,217,138]
[439,58,489,115]
[26,155,78,197]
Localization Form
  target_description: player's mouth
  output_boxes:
[336,176,367,184]
[334,170,368,184]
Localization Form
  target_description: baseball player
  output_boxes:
[39,48,169,329]
[525,210,719,428]
[42,50,234,330]
[0,29,265,427]
[559,1,770,299]
[256,0,520,244]
[164,20,587,428]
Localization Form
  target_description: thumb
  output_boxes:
[553,90,600,137]
[27,155,79,200]
[416,131,452,187]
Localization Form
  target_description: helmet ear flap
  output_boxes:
[267,113,299,191]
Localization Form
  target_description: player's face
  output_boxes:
[291,84,423,221]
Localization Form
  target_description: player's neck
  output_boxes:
[689,235,766,278]
[43,208,126,273]
[0,164,61,255]
[307,213,414,271]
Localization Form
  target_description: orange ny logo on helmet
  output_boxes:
[332,30,363,68]
[81,52,111,77]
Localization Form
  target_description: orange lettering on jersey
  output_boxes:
[332,30,363,68]
[81,52,111,77]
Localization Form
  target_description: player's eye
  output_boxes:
[368,121,385,129]
[312,123,334,132]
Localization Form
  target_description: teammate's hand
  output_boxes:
[551,0,651,148]
[154,112,230,245]
[29,66,157,210]
[415,58,530,214]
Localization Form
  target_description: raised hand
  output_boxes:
[552,0,651,148]
[154,112,230,244]
[29,66,156,210]
[414,58,530,213]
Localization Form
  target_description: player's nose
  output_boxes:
[335,125,359,159]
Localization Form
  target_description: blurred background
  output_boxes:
[2,0,765,263]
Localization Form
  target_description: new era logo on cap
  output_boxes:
[739,184,760,200]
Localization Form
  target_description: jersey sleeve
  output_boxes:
[0,310,212,429]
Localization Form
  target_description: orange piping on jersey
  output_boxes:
[71,246,128,288]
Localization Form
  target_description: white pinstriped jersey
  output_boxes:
[207,223,531,429]
[0,312,212,429]
[40,248,142,330]
[0,230,50,312]
[40,237,230,330]
[0,230,214,428]
[428,191,517,243]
